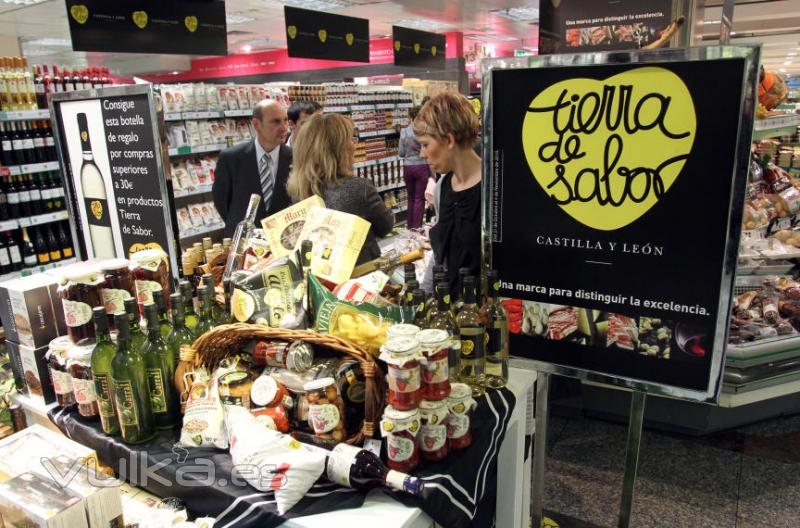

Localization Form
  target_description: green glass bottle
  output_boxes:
[168,292,194,353]
[194,287,214,337]
[219,278,234,326]
[427,281,461,382]
[452,267,470,317]
[141,302,180,430]
[124,298,146,354]
[110,313,155,444]
[455,276,485,397]
[152,289,173,339]
[90,307,119,435]
[479,270,509,389]
[412,289,428,328]
[201,273,224,325]
[179,280,199,336]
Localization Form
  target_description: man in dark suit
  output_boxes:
[213,100,292,237]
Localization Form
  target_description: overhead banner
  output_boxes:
[392,26,446,69]
[539,0,672,54]
[284,6,369,63]
[485,49,757,401]
[65,0,227,55]
[50,86,179,277]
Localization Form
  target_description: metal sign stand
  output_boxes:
[530,373,648,528]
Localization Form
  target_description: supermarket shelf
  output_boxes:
[179,222,224,240]
[377,181,405,193]
[353,155,400,169]
[0,109,50,121]
[359,128,399,139]
[325,102,413,113]
[168,140,247,157]
[164,109,255,122]
[718,378,800,408]
[392,204,408,214]
[16,210,69,228]
[0,219,17,231]
[0,257,77,283]
[2,161,60,176]
[753,114,800,140]
[173,183,213,199]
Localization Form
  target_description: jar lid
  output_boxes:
[419,399,449,423]
[67,344,95,367]
[449,383,472,401]
[416,329,449,347]
[419,398,449,412]
[387,324,420,339]
[381,405,421,437]
[64,271,102,284]
[48,336,73,354]
[383,336,419,356]
[219,371,251,387]
[448,383,477,414]
[99,259,131,271]
[131,248,167,261]
[251,375,280,407]
[302,376,336,392]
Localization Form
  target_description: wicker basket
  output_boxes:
[191,323,385,445]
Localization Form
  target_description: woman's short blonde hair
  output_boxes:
[413,92,478,149]
[287,113,354,201]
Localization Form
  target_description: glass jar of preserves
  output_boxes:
[218,371,253,409]
[447,383,477,450]
[58,271,105,344]
[387,324,420,341]
[250,374,293,409]
[251,405,290,433]
[100,259,133,330]
[380,337,421,411]
[131,249,171,315]
[419,399,450,462]
[67,344,99,420]
[304,377,346,442]
[380,405,420,472]
[251,340,314,371]
[417,329,451,401]
[46,336,75,408]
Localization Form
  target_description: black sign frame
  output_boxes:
[284,6,369,63]
[49,85,180,281]
[481,46,759,402]
[392,26,446,69]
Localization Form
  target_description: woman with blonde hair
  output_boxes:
[287,113,394,265]
[414,92,482,293]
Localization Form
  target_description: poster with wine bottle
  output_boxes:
[49,85,179,279]
[483,48,758,402]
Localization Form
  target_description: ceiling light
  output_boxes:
[226,14,255,25]
[394,19,452,31]
[242,44,252,53]
[237,38,275,51]
[491,7,540,22]
[274,0,354,10]
[464,34,519,43]
[172,71,179,75]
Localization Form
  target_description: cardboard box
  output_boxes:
[0,471,88,528]
[261,195,325,258]
[0,424,99,483]
[6,340,54,405]
[0,273,64,348]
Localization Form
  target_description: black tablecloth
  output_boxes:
[49,388,515,528]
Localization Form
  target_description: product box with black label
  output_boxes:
[6,340,54,405]
[0,471,89,528]
[0,273,64,348]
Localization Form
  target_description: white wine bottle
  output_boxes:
[78,113,116,258]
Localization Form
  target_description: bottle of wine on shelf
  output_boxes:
[0,175,8,221]
[33,226,49,264]
[0,234,11,274]
[21,227,37,268]
[20,122,35,164]
[91,307,120,435]
[110,313,155,444]
[77,112,117,258]
[0,122,12,166]
[31,120,45,163]
[350,248,424,279]
[17,174,31,218]
[45,224,61,263]
[57,221,73,259]
[9,122,24,165]
[291,431,425,496]
[5,174,18,219]
[479,270,509,389]
[455,275,485,397]
[51,171,65,211]
[5,231,21,272]
[28,174,42,215]
[141,302,180,430]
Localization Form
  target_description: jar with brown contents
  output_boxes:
[46,336,75,408]
[131,249,171,316]
[58,271,105,344]
[68,344,99,420]
[99,259,134,330]
[303,377,346,442]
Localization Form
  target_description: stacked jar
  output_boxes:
[57,270,105,344]
[46,336,75,408]
[99,259,134,330]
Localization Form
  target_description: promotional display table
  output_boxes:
[47,369,535,528]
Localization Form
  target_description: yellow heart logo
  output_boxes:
[287,25,297,39]
[345,32,354,46]
[522,66,696,231]
[413,43,421,54]
[70,4,89,24]
[80,131,87,142]
[394,40,401,52]
[318,29,327,43]
[184,16,198,33]
[132,10,148,29]
[431,45,437,56]
[90,200,103,221]
[460,339,474,356]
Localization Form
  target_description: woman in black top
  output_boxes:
[414,92,482,293]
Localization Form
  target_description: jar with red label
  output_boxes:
[419,399,449,462]
[380,405,420,472]
[304,377,346,442]
[251,374,293,409]
[447,383,477,450]
[67,344,99,420]
[380,337,421,411]
[100,259,133,330]
[46,337,75,408]
[416,329,451,401]
[131,249,171,316]
[58,271,105,344]
[251,405,290,433]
